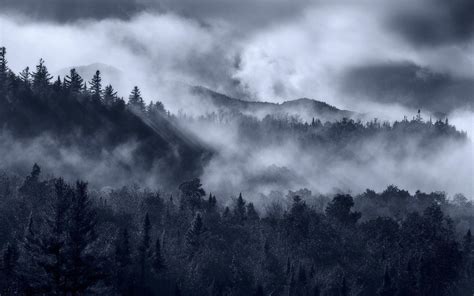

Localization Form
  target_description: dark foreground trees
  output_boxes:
[0,46,472,295]
[0,165,471,295]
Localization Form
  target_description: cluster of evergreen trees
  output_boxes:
[0,47,166,125]
[0,165,472,295]
[186,109,466,151]
[0,46,473,295]
[0,47,206,187]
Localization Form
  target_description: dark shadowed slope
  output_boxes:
[0,52,210,188]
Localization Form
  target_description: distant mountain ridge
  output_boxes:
[54,63,123,89]
[190,86,355,122]
[53,64,354,122]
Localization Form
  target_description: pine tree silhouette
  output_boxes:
[64,68,83,93]
[89,70,103,100]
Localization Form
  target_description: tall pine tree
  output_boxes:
[0,47,7,92]
[128,86,145,112]
[103,84,117,105]
[64,181,99,294]
[89,70,102,101]
[32,58,52,95]
[64,68,83,94]
[137,213,152,294]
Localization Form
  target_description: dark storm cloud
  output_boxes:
[157,0,312,30]
[0,0,312,29]
[388,0,474,46]
[0,0,145,22]
[341,62,474,113]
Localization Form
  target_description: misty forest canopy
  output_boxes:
[0,47,467,190]
[0,48,473,295]
[0,164,472,295]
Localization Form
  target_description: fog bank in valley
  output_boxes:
[0,0,472,201]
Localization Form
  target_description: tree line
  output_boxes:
[0,46,473,295]
[0,47,207,188]
[0,165,471,295]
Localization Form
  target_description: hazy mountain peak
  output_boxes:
[190,85,354,122]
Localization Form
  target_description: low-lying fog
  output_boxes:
[0,1,473,201]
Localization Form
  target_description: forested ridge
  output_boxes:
[0,46,467,189]
[0,47,208,188]
[0,47,473,295]
[0,166,472,295]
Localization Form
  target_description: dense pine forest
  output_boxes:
[0,47,473,296]
[0,165,472,295]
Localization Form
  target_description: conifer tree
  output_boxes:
[185,213,204,257]
[207,193,215,210]
[152,237,165,274]
[89,70,102,100]
[223,207,231,220]
[103,84,117,105]
[18,164,47,210]
[32,59,52,94]
[41,178,72,294]
[64,181,99,294]
[178,178,206,212]
[1,242,19,294]
[128,86,145,112]
[0,47,8,91]
[463,229,472,257]
[246,202,259,220]
[325,194,361,226]
[64,68,83,93]
[19,67,31,86]
[234,193,246,222]
[52,76,62,92]
[19,163,41,192]
[463,229,473,278]
[115,228,131,268]
[0,47,7,77]
[139,214,152,258]
[19,216,46,294]
[114,228,133,295]
[137,213,152,293]
[2,242,18,278]
[18,178,72,295]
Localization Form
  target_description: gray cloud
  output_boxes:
[1,0,473,117]
[0,0,312,31]
[156,0,313,32]
[387,0,474,46]
[0,0,145,22]
[341,62,474,114]
[0,0,473,200]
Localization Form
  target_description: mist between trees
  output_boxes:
[0,47,472,198]
[0,47,473,295]
[0,165,472,295]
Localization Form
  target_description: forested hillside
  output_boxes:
[0,166,472,295]
[0,47,468,193]
[0,47,209,188]
[0,47,473,295]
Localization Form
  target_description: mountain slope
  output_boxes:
[0,77,209,189]
[190,86,354,122]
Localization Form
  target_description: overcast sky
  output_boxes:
[0,0,473,115]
